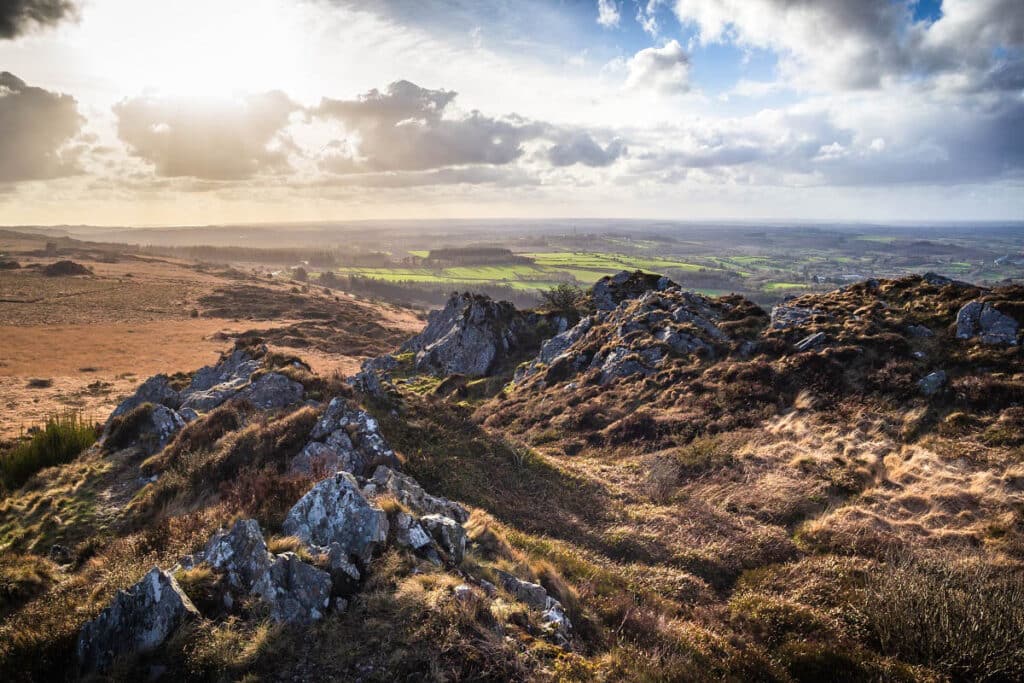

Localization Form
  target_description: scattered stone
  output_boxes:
[419,514,466,564]
[495,570,572,640]
[364,466,469,523]
[495,570,549,611]
[283,472,389,564]
[794,332,827,352]
[918,370,947,396]
[905,324,934,338]
[955,301,1019,345]
[77,568,200,673]
[235,372,304,410]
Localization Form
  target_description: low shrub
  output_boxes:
[0,413,97,493]
[856,553,1024,681]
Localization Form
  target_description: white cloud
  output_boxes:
[597,0,620,28]
[625,40,691,94]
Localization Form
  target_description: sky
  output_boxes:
[0,0,1022,226]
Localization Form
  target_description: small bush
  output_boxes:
[0,413,97,493]
[25,378,52,389]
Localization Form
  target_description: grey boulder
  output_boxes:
[251,552,332,624]
[77,567,199,673]
[918,370,947,396]
[283,472,389,564]
[956,301,1019,345]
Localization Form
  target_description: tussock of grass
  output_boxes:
[0,412,97,494]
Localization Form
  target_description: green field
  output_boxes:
[328,251,724,292]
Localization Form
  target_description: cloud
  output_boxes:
[0,0,77,39]
[597,0,620,28]
[671,0,1024,92]
[631,88,1024,186]
[113,91,299,180]
[0,71,84,182]
[548,132,626,167]
[625,40,691,93]
[313,80,544,173]
[636,1,662,36]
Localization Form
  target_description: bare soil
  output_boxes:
[0,246,422,438]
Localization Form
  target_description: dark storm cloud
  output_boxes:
[0,71,84,182]
[114,91,299,180]
[0,0,77,39]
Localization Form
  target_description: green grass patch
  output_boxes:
[0,413,98,494]
[763,282,809,292]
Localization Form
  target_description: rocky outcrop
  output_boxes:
[290,397,399,478]
[283,472,389,564]
[955,301,1019,345]
[517,284,745,387]
[400,293,536,377]
[102,347,305,454]
[191,519,334,623]
[77,568,200,673]
[364,466,469,523]
[102,402,187,455]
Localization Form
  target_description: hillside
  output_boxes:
[1,271,1022,681]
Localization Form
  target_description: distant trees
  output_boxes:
[426,247,533,266]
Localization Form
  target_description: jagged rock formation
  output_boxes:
[291,397,399,477]
[399,292,565,378]
[76,568,200,673]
